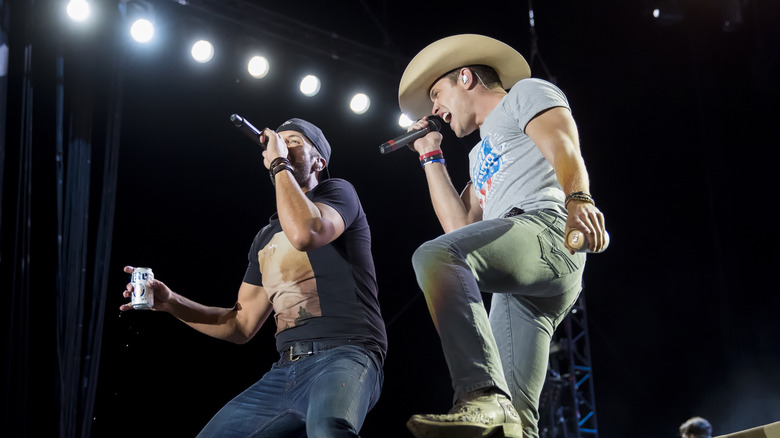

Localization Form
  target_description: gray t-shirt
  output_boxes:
[469,78,570,220]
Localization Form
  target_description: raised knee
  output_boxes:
[412,240,453,273]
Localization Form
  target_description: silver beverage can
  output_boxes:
[130,267,154,310]
[566,229,610,254]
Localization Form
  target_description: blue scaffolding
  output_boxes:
[539,294,599,438]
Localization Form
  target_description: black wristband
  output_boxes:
[271,164,293,177]
[270,157,290,170]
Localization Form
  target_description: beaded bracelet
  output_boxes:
[565,191,593,202]
[565,191,595,209]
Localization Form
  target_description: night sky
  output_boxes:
[2,0,780,437]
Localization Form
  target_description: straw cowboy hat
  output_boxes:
[398,34,531,120]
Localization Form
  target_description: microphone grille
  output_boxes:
[427,115,443,132]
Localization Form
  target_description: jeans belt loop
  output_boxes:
[502,207,525,218]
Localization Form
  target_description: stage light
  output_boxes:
[191,40,214,63]
[650,2,683,25]
[300,75,320,97]
[398,114,413,128]
[66,0,91,22]
[130,18,155,43]
[247,56,269,78]
[349,93,370,114]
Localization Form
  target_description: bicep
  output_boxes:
[285,201,345,251]
[235,282,273,340]
[314,202,346,244]
[525,106,580,164]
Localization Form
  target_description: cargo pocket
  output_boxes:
[537,223,583,278]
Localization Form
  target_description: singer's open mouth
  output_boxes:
[441,112,452,124]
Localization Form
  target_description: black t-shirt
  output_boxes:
[243,178,387,362]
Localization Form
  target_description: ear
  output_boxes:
[314,157,326,172]
[459,68,473,88]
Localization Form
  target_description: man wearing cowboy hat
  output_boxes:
[121,118,387,437]
[398,34,607,438]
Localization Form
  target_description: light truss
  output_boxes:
[540,293,600,438]
[164,0,409,79]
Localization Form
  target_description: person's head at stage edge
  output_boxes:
[272,118,331,189]
[398,34,531,138]
[679,416,713,438]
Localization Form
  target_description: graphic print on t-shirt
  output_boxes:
[257,231,321,334]
[472,134,505,209]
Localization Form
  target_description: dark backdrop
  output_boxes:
[2,0,779,437]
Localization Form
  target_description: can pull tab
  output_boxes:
[566,229,610,253]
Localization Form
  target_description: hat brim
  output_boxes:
[398,34,531,120]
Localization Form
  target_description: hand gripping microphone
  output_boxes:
[230,114,266,149]
[379,116,443,154]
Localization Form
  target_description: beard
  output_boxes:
[270,160,312,188]
[290,164,309,186]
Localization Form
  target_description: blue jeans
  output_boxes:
[196,345,383,438]
[411,209,585,438]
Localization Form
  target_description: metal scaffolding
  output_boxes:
[539,293,599,438]
[162,0,409,79]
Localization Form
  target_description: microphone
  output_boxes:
[379,116,443,154]
[230,114,266,149]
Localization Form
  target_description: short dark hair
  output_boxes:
[680,417,712,437]
[442,65,503,90]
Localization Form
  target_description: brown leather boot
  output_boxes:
[406,391,523,438]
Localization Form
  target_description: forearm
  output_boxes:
[159,292,248,343]
[527,107,605,252]
[422,162,471,233]
[553,147,591,197]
